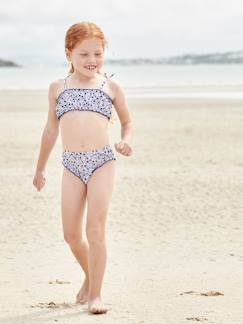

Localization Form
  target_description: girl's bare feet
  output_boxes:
[76,278,89,304]
[88,296,111,314]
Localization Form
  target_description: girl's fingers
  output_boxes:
[126,148,132,156]
[35,177,46,191]
[121,147,126,154]
[125,147,131,155]
[125,147,130,155]
[33,172,46,190]
[115,142,133,156]
[124,143,131,152]
[118,143,125,150]
[121,146,130,155]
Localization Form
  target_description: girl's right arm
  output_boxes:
[32,81,60,191]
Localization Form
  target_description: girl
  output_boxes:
[32,22,133,315]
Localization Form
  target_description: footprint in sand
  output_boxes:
[48,279,71,284]
[181,291,223,322]
[186,316,208,322]
[180,290,224,296]
[31,302,79,309]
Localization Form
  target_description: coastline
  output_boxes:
[0,86,243,113]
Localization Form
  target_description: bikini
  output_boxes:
[56,73,116,184]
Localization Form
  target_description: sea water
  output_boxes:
[0,64,243,98]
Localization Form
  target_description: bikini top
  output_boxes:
[56,72,115,120]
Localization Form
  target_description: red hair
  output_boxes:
[65,22,108,74]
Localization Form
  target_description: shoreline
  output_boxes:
[0,88,243,113]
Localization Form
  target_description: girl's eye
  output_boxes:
[79,53,102,57]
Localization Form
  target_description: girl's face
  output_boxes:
[66,37,104,77]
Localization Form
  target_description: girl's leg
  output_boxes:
[61,168,89,303]
[86,160,116,314]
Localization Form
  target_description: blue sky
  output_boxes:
[1,0,243,65]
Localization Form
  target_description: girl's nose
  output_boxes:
[87,57,96,61]
[87,61,97,65]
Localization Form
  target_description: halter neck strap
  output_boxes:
[63,76,70,90]
[99,72,115,90]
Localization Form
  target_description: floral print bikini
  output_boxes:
[56,73,116,184]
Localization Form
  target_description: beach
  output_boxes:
[0,89,243,323]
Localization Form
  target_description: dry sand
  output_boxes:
[0,90,243,323]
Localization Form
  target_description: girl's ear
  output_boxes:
[65,48,71,61]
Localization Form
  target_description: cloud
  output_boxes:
[0,0,243,64]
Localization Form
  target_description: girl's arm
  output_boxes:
[33,82,60,191]
[111,80,134,156]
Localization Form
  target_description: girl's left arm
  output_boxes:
[111,80,134,156]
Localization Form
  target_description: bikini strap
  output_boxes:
[99,72,115,90]
[63,75,70,90]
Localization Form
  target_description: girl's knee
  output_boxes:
[64,232,82,246]
[86,225,105,244]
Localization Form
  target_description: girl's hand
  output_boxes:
[115,140,133,156]
[33,170,46,191]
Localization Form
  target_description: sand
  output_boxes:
[0,90,243,323]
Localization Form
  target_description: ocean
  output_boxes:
[1,64,243,99]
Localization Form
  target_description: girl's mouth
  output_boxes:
[84,65,97,70]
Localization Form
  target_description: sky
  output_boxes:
[0,0,243,66]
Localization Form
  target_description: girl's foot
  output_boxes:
[76,278,89,304]
[88,296,111,314]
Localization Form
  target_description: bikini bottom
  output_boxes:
[62,144,116,184]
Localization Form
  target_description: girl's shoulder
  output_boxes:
[106,74,123,92]
[49,78,65,100]
[108,77,125,100]
[49,78,65,89]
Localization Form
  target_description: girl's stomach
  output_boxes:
[59,111,110,151]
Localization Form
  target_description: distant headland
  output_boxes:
[0,58,21,67]
[1,50,243,67]
[106,51,243,65]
